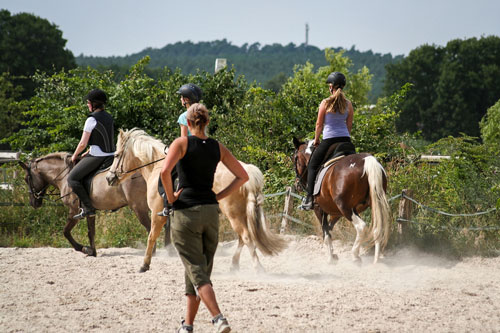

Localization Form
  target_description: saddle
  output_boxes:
[157,169,179,208]
[313,142,356,196]
[82,156,114,194]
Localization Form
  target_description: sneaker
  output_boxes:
[176,320,193,333]
[213,317,231,333]
[73,207,96,219]
[299,195,314,210]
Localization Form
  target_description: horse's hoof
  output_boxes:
[328,254,339,264]
[352,257,362,266]
[255,265,266,274]
[82,246,97,257]
[139,265,150,273]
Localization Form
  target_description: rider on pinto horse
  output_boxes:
[300,72,356,210]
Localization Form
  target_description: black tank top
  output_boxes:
[173,136,221,209]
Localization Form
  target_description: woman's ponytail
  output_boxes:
[324,87,347,114]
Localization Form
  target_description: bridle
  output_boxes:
[108,136,166,180]
[293,145,309,192]
[26,159,70,200]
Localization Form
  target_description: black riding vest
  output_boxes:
[88,110,115,153]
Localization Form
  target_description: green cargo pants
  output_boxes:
[171,204,220,295]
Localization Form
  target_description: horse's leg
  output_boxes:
[81,215,97,256]
[350,212,366,263]
[234,223,264,273]
[230,236,245,272]
[63,215,85,253]
[140,214,166,272]
[323,213,339,263]
[128,202,156,255]
[244,234,264,273]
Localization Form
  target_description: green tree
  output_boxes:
[385,44,443,134]
[480,99,500,147]
[0,10,76,98]
[0,73,26,148]
[385,36,500,141]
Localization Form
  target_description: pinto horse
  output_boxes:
[293,138,391,264]
[18,152,151,256]
[106,128,287,273]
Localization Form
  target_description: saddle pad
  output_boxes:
[313,155,344,196]
[83,156,114,194]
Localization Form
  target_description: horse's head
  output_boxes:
[107,129,131,186]
[292,137,315,192]
[18,160,47,208]
[106,128,162,186]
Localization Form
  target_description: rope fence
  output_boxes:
[263,187,499,233]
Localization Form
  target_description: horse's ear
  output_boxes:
[65,154,73,166]
[292,137,303,150]
[18,161,28,171]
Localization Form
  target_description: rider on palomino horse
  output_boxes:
[300,72,356,210]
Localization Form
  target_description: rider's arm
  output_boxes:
[314,100,327,146]
[215,143,249,202]
[178,112,188,137]
[180,124,188,137]
[71,131,91,164]
[346,100,354,134]
[160,137,187,203]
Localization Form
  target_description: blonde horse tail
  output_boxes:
[362,156,391,251]
[243,164,288,256]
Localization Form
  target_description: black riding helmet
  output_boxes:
[176,83,202,103]
[326,72,346,89]
[86,89,107,104]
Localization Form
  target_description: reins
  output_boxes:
[110,135,167,178]
[27,160,71,201]
[119,156,165,175]
[293,146,308,192]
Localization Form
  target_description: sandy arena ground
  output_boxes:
[1,235,499,332]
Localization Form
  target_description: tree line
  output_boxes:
[76,40,401,102]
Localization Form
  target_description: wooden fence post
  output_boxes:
[280,187,293,234]
[397,189,413,242]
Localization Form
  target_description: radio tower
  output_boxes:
[305,23,309,47]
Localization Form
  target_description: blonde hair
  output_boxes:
[324,87,347,114]
[186,103,209,130]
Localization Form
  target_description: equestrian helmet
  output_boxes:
[176,83,202,103]
[86,89,107,104]
[326,72,346,89]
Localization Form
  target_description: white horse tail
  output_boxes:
[362,156,391,251]
[243,164,288,256]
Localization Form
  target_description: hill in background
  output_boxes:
[76,39,403,101]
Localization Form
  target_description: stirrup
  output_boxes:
[73,208,96,219]
[299,195,314,211]
[157,205,173,217]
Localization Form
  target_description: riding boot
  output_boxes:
[300,194,314,210]
[71,186,96,219]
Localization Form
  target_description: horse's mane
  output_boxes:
[117,128,166,162]
[35,152,71,165]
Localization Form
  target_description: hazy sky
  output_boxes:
[2,0,499,57]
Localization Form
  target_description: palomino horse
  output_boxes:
[293,138,391,264]
[19,152,151,256]
[106,128,287,273]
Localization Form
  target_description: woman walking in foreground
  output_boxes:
[160,103,248,333]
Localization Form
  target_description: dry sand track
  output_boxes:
[1,235,499,332]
